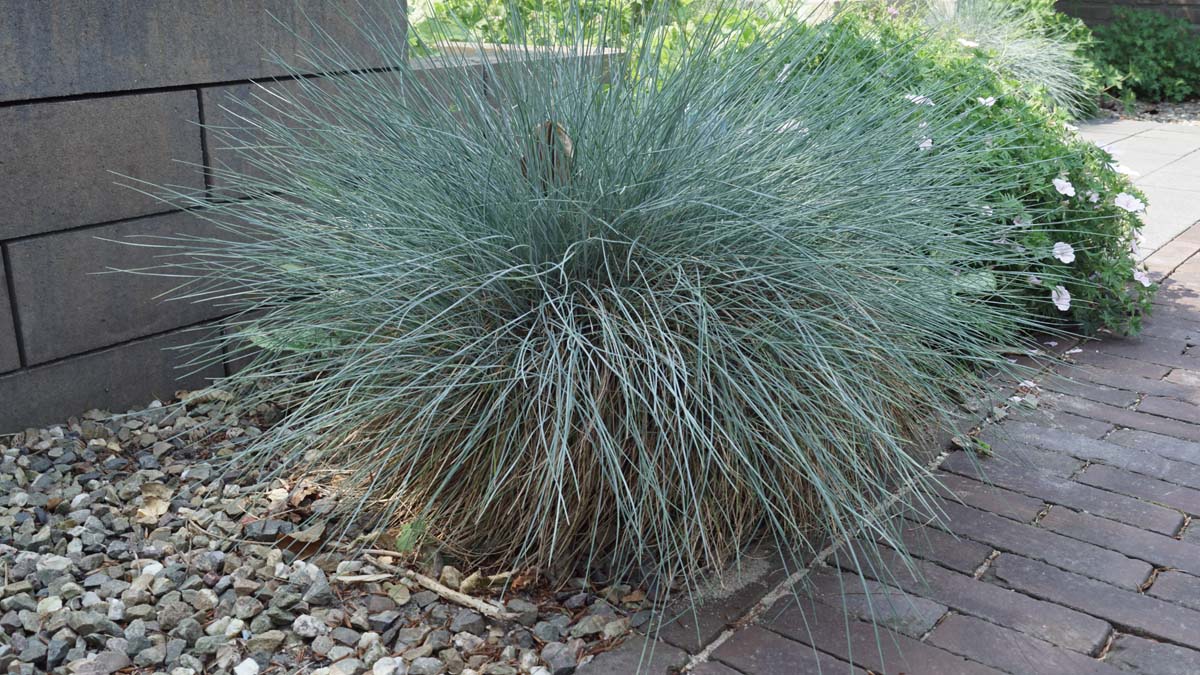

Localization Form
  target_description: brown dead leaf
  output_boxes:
[286,522,326,544]
[289,479,322,508]
[135,482,173,524]
[621,589,646,604]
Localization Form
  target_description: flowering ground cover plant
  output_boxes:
[842,1,1155,335]
[137,1,1064,610]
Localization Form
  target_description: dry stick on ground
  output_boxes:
[363,553,517,621]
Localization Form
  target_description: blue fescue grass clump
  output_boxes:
[144,2,1054,590]
[920,0,1100,117]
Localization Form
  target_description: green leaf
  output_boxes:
[394,518,427,554]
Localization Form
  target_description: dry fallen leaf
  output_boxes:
[289,479,322,507]
[135,482,173,524]
[621,589,646,604]
[286,522,326,544]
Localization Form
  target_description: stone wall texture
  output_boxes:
[0,0,407,431]
[1057,0,1200,26]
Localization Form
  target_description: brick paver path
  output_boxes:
[582,123,1200,675]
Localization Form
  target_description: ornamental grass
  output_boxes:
[140,2,1056,595]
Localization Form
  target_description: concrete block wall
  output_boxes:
[1057,0,1200,26]
[0,1,407,432]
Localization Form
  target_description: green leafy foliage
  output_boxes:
[1092,7,1200,103]
[839,3,1154,335]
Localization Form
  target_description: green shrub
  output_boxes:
[144,6,1056,591]
[1093,7,1200,102]
[843,3,1154,334]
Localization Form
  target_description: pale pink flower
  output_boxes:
[1114,192,1146,213]
[1052,285,1071,312]
[1053,242,1076,264]
[887,6,899,17]
[1130,237,1141,257]
[977,96,996,107]
[905,94,934,106]
[1053,177,1076,197]
[1029,275,1042,285]
[918,137,934,151]
[1086,190,1099,203]
[1133,269,1152,287]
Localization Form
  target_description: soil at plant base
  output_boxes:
[0,390,648,675]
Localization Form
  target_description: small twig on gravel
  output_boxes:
[363,553,517,622]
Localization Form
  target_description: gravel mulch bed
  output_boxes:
[0,392,642,675]
[1096,99,1200,125]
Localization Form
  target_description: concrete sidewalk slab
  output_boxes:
[1081,120,1200,256]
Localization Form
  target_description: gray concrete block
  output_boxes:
[0,257,20,374]
[6,211,229,365]
[0,0,407,103]
[0,92,204,240]
[0,328,225,434]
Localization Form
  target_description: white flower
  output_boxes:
[958,38,980,48]
[1130,237,1141,257]
[1029,275,1042,285]
[1052,285,1071,312]
[918,137,934,151]
[977,96,996,107]
[1066,347,1083,354]
[1053,177,1076,197]
[1044,340,1058,347]
[1053,241,1076,264]
[982,205,994,216]
[905,94,934,106]
[1133,269,1152,287]
[1114,192,1146,213]
[1086,190,1099,203]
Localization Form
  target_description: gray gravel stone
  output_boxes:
[408,657,446,675]
[0,400,637,675]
